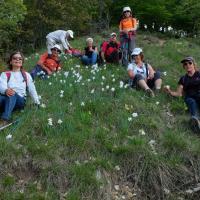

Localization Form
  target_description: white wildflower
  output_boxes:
[102,88,105,91]
[119,81,124,88]
[6,134,12,140]
[81,102,85,106]
[106,85,109,90]
[114,185,120,191]
[114,165,121,171]
[87,79,91,82]
[139,129,146,135]
[48,82,52,85]
[128,117,132,122]
[60,90,64,94]
[91,89,95,94]
[102,76,105,80]
[60,94,64,98]
[156,101,160,105]
[57,119,63,124]
[101,82,104,85]
[64,71,69,78]
[112,78,116,82]
[40,103,46,108]
[69,102,73,106]
[38,95,42,100]
[132,112,138,118]
[144,24,147,29]
[111,87,115,92]
[163,71,167,76]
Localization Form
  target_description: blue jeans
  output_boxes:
[81,52,97,65]
[0,94,25,120]
[185,97,200,118]
[30,64,47,80]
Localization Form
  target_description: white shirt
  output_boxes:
[0,71,40,104]
[46,30,70,50]
[127,62,150,79]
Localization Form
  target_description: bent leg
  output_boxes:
[185,97,200,118]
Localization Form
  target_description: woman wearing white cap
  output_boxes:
[128,48,162,97]
[30,44,62,79]
[46,30,74,54]
[119,6,138,66]
[164,56,200,132]
[81,38,98,65]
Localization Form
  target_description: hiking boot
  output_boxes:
[0,119,10,128]
[145,89,155,97]
[190,117,200,133]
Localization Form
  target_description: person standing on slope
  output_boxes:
[119,6,138,66]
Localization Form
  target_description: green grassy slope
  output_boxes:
[0,31,200,200]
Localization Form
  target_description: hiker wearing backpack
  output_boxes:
[0,51,40,127]
[119,6,138,66]
[46,30,74,54]
[164,57,200,132]
[100,32,120,64]
[81,38,98,65]
[30,45,62,80]
[128,48,162,97]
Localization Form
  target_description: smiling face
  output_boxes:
[51,48,61,56]
[183,61,195,73]
[10,53,23,69]
[133,54,142,64]
[124,10,131,18]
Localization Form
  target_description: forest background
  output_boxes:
[1,0,200,58]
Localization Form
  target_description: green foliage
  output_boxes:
[0,0,26,54]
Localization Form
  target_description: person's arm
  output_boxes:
[0,73,15,96]
[130,18,137,31]
[26,73,40,105]
[94,46,98,52]
[164,84,183,97]
[128,69,135,79]
[37,53,52,75]
[60,32,69,50]
[147,64,155,79]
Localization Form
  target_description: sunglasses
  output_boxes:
[52,48,61,54]
[12,56,23,61]
[124,11,130,13]
[183,61,193,66]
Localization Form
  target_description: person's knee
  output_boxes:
[154,71,161,80]
[185,97,197,105]
[135,74,145,82]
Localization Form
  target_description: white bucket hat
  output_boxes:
[123,6,131,13]
[67,30,74,38]
[51,44,62,52]
[131,48,143,56]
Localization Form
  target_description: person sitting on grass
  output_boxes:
[0,51,40,127]
[30,44,61,80]
[81,38,98,66]
[164,56,200,132]
[100,32,121,64]
[128,48,162,97]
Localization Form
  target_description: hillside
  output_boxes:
[0,31,200,200]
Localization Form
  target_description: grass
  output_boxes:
[0,30,200,199]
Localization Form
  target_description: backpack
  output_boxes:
[4,70,28,88]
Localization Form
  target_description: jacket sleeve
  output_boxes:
[26,72,40,104]
[0,73,8,94]
[60,32,69,50]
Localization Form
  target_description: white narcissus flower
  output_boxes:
[48,82,52,85]
[6,134,12,140]
[156,101,160,105]
[102,88,105,91]
[102,76,105,80]
[112,78,115,82]
[114,165,120,171]
[40,103,46,108]
[57,119,63,124]
[111,74,115,78]
[81,102,85,106]
[48,118,53,126]
[119,81,124,88]
[139,129,146,135]
[60,94,64,98]
[111,87,115,92]
[60,90,64,94]
[90,89,95,94]
[132,112,138,118]
[82,83,85,86]
[106,85,109,90]
[87,79,91,82]
[128,117,132,121]
[64,71,69,78]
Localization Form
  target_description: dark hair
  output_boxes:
[7,51,24,70]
